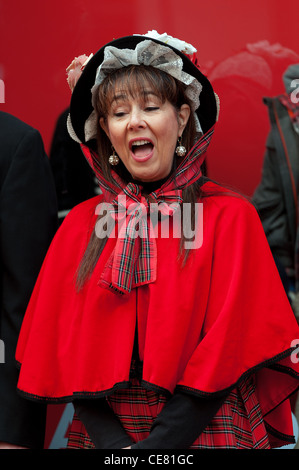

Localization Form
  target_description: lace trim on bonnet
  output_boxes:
[67,31,220,143]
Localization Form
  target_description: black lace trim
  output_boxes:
[16,347,299,404]
[265,421,295,444]
[175,347,299,399]
[16,380,132,404]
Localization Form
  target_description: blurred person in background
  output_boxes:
[0,111,57,448]
[253,64,299,322]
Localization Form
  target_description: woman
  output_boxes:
[16,31,299,449]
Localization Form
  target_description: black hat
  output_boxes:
[68,33,218,147]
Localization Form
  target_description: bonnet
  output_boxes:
[67,31,219,147]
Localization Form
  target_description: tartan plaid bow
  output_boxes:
[80,127,214,294]
[99,183,183,293]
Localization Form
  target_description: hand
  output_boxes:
[0,441,28,449]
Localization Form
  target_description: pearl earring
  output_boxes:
[108,148,119,166]
[175,137,186,157]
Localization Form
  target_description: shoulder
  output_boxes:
[0,111,40,141]
[0,112,44,164]
[44,195,103,259]
[60,194,103,230]
[263,95,290,124]
[199,180,261,232]
[198,181,268,252]
[200,180,255,212]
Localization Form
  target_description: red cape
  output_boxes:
[16,181,299,442]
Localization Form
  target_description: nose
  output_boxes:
[128,107,146,130]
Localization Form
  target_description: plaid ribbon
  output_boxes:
[80,127,214,294]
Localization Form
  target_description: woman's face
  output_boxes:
[100,89,190,182]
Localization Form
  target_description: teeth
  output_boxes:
[132,140,151,146]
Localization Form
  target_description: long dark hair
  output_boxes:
[76,65,208,290]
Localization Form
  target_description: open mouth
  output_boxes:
[130,140,154,160]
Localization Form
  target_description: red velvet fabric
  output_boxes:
[16,181,299,441]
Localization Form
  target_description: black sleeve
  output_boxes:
[132,391,227,449]
[73,398,133,449]
[73,390,226,449]
[0,124,58,448]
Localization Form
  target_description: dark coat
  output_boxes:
[0,111,58,447]
[253,96,299,274]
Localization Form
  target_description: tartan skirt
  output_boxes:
[67,375,272,449]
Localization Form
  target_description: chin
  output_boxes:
[136,176,160,183]
[131,172,157,182]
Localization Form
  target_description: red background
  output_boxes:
[0,0,298,447]
[1,0,299,196]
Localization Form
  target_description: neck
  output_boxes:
[133,176,170,194]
